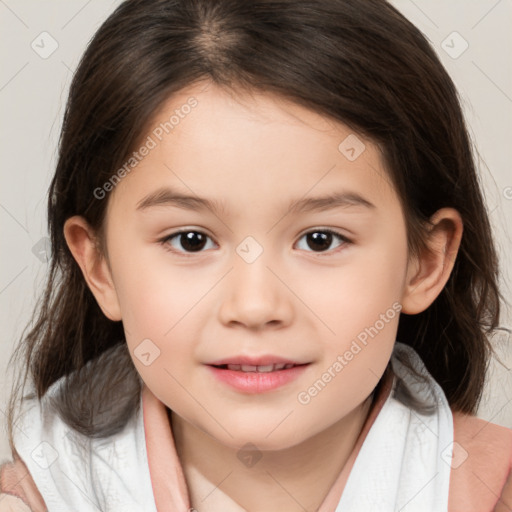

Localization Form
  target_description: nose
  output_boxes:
[217,249,294,331]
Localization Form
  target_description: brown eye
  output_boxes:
[163,230,215,253]
[296,229,350,253]
[306,232,332,251]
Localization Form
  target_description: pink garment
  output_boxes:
[0,452,46,512]
[450,411,512,511]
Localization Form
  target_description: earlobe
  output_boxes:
[401,208,463,315]
[63,216,122,321]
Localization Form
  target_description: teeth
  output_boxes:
[224,363,296,372]
[256,365,274,373]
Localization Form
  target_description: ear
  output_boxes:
[63,215,122,321]
[401,208,463,315]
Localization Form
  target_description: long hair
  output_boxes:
[6,0,502,454]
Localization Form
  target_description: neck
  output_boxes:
[171,394,375,512]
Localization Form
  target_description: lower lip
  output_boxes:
[206,364,310,393]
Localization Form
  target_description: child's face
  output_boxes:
[103,82,411,450]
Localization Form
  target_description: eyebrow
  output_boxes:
[136,186,375,215]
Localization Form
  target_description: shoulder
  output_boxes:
[6,384,151,510]
[0,457,47,512]
[448,411,512,512]
[2,380,87,510]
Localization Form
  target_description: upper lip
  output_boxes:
[207,355,309,366]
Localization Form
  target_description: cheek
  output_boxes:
[116,262,199,407]
[112,242,211,333]
[298,233,407,340]
[297,225,408,399]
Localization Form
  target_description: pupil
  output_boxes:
[181,232,206,252]
[307,232,332,251]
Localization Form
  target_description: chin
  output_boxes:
[213,423,308,453]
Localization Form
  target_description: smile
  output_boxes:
[206,363,310,393]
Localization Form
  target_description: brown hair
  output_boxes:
[6,0,503,454]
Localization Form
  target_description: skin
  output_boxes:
[64,81,463,511]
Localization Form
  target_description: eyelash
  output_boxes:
[158,228,352,257]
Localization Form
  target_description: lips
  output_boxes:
[207,360,310,393]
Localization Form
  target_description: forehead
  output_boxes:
[107,82,398,218]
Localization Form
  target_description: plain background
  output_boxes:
[1,0,511,463]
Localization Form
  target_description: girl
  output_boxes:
[1,0,511,510]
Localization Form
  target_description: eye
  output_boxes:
[159,228,351,256]
[295,229,351,253]
[160,230,216,254]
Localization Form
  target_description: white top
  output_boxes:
[336,342,453,511]
[12,378,155,511]
[11,342,453,512]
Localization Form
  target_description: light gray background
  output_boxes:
[1,0,511,463]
